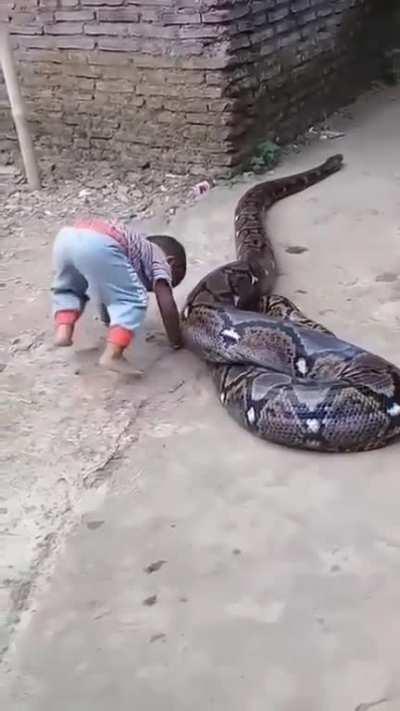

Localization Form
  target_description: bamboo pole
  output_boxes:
[0,27,40,191]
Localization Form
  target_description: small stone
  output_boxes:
[144,560,167,574]
[285,245,308,255]
[130,189,143,200]
[86,520,104,530]
[143,595,157,607]
[116,186,129,203]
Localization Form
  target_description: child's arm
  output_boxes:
[154,280,182,349]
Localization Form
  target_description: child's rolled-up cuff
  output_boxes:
[107,326,133,348]
[55,309,80,326]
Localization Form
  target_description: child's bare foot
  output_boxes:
[99,341,143,376]
[99,352,143,376]
[54,324,74,347]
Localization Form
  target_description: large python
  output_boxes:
[181,154,400,452]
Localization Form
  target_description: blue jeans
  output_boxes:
[52,227,148,332]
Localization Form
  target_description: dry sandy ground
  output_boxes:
[1,85,400,710]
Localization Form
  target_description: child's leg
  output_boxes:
[99,303,110,327]
[52,227,89,346]
[75,235,148,374]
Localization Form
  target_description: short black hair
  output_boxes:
[147,234,187,288]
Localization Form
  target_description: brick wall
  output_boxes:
[0,0,385,175]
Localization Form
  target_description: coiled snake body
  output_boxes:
[181,155,400,452]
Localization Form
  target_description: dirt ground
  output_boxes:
[1,85,400,710]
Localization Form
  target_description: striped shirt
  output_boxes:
[74,218,172,291]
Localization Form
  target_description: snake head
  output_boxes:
[324,154,344,173]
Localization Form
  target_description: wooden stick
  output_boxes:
[0,27,40,191]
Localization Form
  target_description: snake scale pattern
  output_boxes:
[181,154,400,452]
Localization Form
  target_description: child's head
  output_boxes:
[147,234,187,288]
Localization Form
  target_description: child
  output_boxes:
[51,218,186,374]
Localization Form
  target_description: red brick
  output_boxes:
[81,0,124,4]
[54,11,95,22]
[45,22,84,34]
[161,11,201,24]
[85,23,131,37]
[18,35,95,49]
[96,8,139,22]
